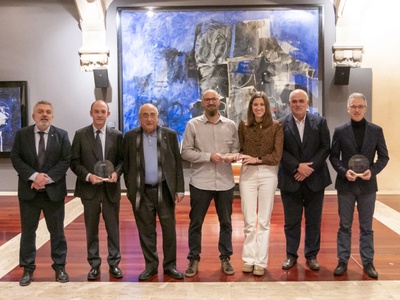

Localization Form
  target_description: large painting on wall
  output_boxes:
[118,6,322,141]
[0,81,27,157]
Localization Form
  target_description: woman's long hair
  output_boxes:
[246,91,273,128]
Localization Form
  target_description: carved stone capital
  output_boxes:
[79,49,110,72]
[74,0,113,72]
[332,44,364,68]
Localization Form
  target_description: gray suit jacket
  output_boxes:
[278,113,331,192]
[10,125,71,201]
[70,125,123,202]
[329,120,389,193]
[123,126,184,205]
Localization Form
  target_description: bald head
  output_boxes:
[139,103,159,134]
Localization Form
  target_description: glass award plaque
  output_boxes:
[348,154,369,177]
[94,160,114,181]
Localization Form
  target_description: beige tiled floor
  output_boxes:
[1,281,400,299]
[2,193,400,299]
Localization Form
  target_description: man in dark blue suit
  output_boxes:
[70,100,124,280]
[278,89,331,271]
[330,93,389,278]
[11,100,71,286]
[123,103,185,281]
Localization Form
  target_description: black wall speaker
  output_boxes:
[93,68,109,88]
[334,67,351,85]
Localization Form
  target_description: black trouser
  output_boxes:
[134,181,177,270]
[19,191,67,271]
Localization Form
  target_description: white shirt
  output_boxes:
[293,114,306,142]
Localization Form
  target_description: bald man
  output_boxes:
[71,100,124,281]
[123,103,184,281]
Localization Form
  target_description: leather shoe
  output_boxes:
[19,270,34,286]
[138,268,158,281]
[164,268,184,280]
[363,262,378,278]
[306,258,320,271]
[55,268,69,283]
[333,261,347,276]
[109,265,123,278]
[87,267,100,280]
[282,257,297,270]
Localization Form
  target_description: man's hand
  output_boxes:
[31,181,45,190]
[89,174,104,185]
[175,193,184,203]
[297,162,314,177]
[346,169,357,181]
[346,169,371,181]
[223,153,240,163]
[107,171,118,183]
[210,153,225,164]
[31,173,49,189]
[294,172,307,181]
[360,169,371,180]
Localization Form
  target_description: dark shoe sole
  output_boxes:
[87,274,100,280]
[184,271,197,277]
[109,271,123,279]
[138,271,158,281]
[164,271,184,280]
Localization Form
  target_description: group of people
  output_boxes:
[10,88,389,287]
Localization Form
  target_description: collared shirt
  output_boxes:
[30,125,53,182]
[143,130,158,185]
[181,113,239,191]
[293,114,306,142]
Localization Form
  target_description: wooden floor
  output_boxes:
[1,193,400,284]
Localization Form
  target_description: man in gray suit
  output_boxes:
[123,103,184,281]
[330,93,389,278]
[70,100,123,280]
[278,89,331,271]
[11,100,71,286]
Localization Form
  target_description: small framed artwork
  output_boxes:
[0,81,27,158]
[118,6,323,142]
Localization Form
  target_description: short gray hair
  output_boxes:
[347,93,367,108]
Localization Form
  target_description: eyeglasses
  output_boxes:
[290,99,306,104]
[202,97,219,103]
[140,112,157,119]
[349,105,366,110]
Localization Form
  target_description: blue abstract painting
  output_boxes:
[0,82,26,156]
[118,7,321,142]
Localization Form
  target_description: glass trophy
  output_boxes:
[94,160,114,181]
[348,154,369,177]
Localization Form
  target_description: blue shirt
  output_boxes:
[143,131,158,184]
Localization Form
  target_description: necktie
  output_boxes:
[38,131,45,168]
[95,130,103,161]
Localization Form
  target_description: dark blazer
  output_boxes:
[10,125,71,201]
[123,126,184,204]
[278,113,331,192]
[329,120,389,193]
[70,125,123,202]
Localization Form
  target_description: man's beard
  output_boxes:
[208,108,218,117]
